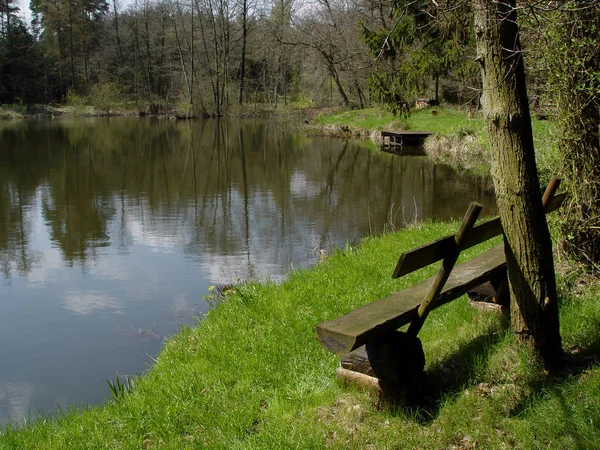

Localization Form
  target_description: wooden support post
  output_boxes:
[491,273,510,306]
[408,202,483,336]
[340,330,425,384]
[542,177,561,211]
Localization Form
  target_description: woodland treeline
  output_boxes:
[0,0,557,114]
[0,0,598,118]
[0,0,595,117]
[0,0,399,112]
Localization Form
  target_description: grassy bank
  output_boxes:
[310,106,558,176]
[2,218,600,448]
[312,106,483,135]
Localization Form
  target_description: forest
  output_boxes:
[1,0,597,119]
[0,0,531,115]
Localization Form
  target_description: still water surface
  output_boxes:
[0,117,496,424]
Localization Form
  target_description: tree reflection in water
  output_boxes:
[0,117,496,424]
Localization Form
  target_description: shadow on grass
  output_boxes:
[384,314,600,428]
[380,326,506,424]
[507,329,600,418]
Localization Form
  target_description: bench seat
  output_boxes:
[316,244,506,355]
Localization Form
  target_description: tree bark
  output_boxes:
[473,0,563,367]
[112,0,123,62]
[238,0,247,105]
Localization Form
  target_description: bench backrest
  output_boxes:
[393,191,566,278]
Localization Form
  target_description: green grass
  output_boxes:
[313,106,560,177]
[313,105,555,137]
[2,218,600,449]
[313,106,482,134]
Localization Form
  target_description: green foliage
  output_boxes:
[360,15,416,59]
[0,18,46,104]
[369,73,411,117]
[89,82,123,115]
[107,376,136,401]
[360,1,477,112]
[291,92,313,109]
[66,90,88,107]
[537,4,600,265]
[30,0,109,101]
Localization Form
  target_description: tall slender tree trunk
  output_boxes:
[112,0,123,61]
[158,7,167,97]
[220,4,230,109]
[354,78,364,109]
[195,0,217,111]
[208,0,221,115]
[320,49,350,108]
[173,6,191,100]
[5,0,17,101]
[238,0,247,105]
[82,10,90,94]
[68,0,76,90]
[190,0,195,107]
[474,0,563,367]
[143,0,153,95]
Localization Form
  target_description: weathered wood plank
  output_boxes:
[336,367,388,393]
[392,192,566,278]
[317,245,506,355]
[408,202,483,336]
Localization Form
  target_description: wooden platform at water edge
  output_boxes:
[381,130,432,148]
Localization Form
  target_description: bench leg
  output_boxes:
[491,272,510,307]
[340,331,425,386]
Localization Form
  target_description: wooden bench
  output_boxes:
[316,178,566,390]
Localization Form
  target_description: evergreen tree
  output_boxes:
[360,0,476,114]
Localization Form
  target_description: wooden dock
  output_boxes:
[381,130,432,148]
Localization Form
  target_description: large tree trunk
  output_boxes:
[473,0,563,367]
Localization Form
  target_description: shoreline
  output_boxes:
[2,103,558,178]
[1,214,599,448]
[0,103,318,121]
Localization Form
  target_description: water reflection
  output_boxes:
[0,381,68,424]
[0,117,496,424]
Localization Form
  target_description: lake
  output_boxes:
[0,117,496,425]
